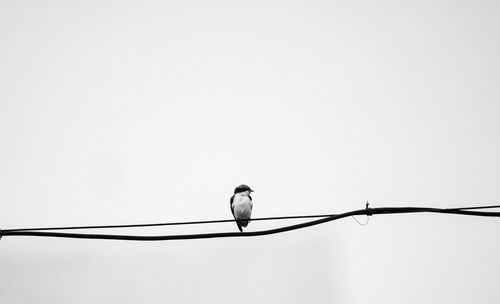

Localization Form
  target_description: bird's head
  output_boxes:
[234,184,254,195]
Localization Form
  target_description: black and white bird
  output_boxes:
[230,184,254,232]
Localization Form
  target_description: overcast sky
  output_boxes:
[1,1,499,303]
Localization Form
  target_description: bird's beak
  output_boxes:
[250,189,254,192]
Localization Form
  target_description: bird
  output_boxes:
[230,184,254,232]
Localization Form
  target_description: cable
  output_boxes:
[1,214,338,233]
[1,204,499,241]
[6,204,499,233]
[4,203,500,233]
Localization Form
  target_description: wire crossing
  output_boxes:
[1,204,499,241]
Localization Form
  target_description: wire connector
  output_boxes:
[366,201,373,216]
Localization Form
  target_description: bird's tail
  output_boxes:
[235,220,248,232]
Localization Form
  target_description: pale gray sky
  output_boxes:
[1,1,499,303]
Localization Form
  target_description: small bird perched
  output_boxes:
[230,184,254,232]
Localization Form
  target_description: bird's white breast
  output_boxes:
[233,194,252,220]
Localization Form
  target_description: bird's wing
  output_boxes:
[230,195,235,216]
[230,195,243,232]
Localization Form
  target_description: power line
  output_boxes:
[1,204,499,241]
[1,214,343,233]
[6,204,498,233]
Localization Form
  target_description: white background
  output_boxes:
[1,1,499,303]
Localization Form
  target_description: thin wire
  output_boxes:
[447,205,500,210]
[1,205,499,241]
[381,204,500,211]
[351,215,370,226]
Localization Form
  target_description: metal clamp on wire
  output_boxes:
[366,201,373,216]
